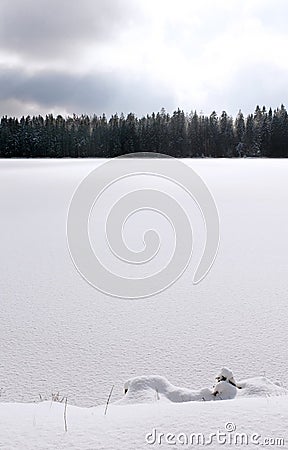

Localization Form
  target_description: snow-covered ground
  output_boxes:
[1,379,287,449]
[1,158,288,447]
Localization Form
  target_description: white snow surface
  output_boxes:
[1,379,288,450]
[1,158,288,410]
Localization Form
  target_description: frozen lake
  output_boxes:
[1,158,288,407]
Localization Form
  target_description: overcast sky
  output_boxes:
[0,0,287,118]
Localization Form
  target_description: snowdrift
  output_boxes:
[118,374,288,405]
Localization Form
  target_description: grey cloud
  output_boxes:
[0,66,176,117]
[203,62,288,116]
[164,5,236,50]
[250,0,288,31]
[0,0,136,60]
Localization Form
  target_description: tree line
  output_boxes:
[1,105,288,158]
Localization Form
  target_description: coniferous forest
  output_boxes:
[1,104,288,158]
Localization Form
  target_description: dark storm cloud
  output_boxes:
[0,0,134,60]
[0,66,176,116]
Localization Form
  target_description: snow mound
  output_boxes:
[117,375,288,405]
[237,376,288,398]
[118,375,214,404]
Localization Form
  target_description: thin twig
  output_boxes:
[64,397,68,432]
[104,385,114,416]
[156,389,160,401]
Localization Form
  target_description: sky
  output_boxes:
[0,0,287,118]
